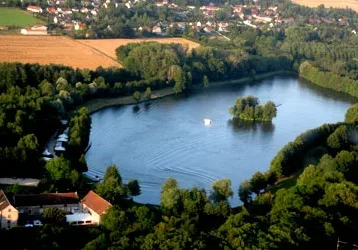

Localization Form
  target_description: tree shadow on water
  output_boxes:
[143,102,151,111]
[132,105,140,113]
[228,118,275,134]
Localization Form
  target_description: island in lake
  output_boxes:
[229,95,277,122]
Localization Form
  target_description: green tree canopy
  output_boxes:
[96,165,126,203]
[210,178,233,203]
[42,207,66,225]
[127,179,141,197]
[345,103,358,123]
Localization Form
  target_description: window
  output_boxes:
[85,220,92,224]
[7,215,11,219]
[8,208,11,212]
[28,209,32,215]
[78,221,84,225]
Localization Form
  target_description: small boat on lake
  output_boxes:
[203,119,212,126]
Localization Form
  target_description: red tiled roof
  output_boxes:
[81,191,112,216]
[47,7,56,13]
[14,192,79,207]
[27,5,41,10]
[0,190,11,210]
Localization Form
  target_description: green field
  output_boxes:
[0,7,42,27]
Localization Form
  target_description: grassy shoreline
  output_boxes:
[81,71,297,114]
[196,71,296,89]
[81,87,175,114]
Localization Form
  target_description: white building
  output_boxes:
[152,25,162,34]
[0,190,19,229]
[21,29,48,35]
[66,213,93,225]
[27,5,43,13]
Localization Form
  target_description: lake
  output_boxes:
[86,76,356,206]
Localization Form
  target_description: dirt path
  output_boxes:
[73,39,121,66]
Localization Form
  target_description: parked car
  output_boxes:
[33,220,43,226]
[24,223,33,227]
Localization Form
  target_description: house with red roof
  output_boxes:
[27,5,43,13]
[46,7,57,14]
[0,190,19,229]
[14,192,79,215]
[21,25,48,35]
[81,191,112,225]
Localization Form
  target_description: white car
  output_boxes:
[33,220,43,226]
[24,223,33,227]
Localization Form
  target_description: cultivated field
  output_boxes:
[0,36,200,69]
[77,38,200,60]
[0,36,121,70]
[291,0,358,12]
[0,7,42,27]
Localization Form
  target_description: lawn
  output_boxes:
[0,7,42,27]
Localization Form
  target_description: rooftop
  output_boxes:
[0,190,12,210]
[81,191,112,216]
[66,213,92,222]
[14,192,79,207]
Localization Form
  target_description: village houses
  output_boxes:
[0,190,112,228]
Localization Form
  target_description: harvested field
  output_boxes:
[77,38,200,60]
[291,0,358,12]
[0,35,121,69]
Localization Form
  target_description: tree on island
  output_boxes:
[229,95,277,122]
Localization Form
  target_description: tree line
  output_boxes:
[116,42,293,94]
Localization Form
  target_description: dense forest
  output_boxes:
[116,42,292,91]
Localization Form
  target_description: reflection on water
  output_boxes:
[299,77,358,103]
[143,102,151,111]
[228,119,275,134]
[86,76,355,206]
[132,105,140,113]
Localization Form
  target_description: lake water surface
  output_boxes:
[86,76,355,206]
